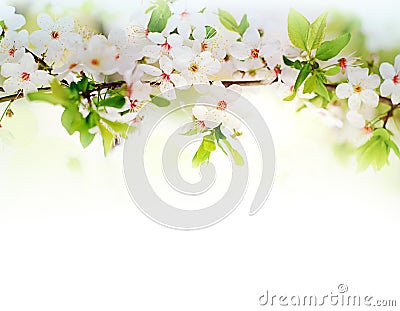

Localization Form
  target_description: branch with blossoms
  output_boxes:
[1,0,400,170]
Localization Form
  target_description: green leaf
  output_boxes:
[307,12,327,50]
[237,14,250,36]
[98,123,114,156]
[147,0,171,33]
[283,55,295,67]
[61,106,84,135]
[97,95,125,108]
[294,63,312,91]
[288,8,310,51]
[283,92,296,101]
[218,9,238,32]
[315,76,330,100]
[79,130,95,148]
[102,118,129,138]
[303,75,317,94]
[202,134,216,152]
[315,33,351,61]
[205,26,217,39]
[325,66,341,76]
[222,139,244,166]
[145,5,156,14]
[192,134,216,168]
[151,95,170,107]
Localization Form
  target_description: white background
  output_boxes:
[1,0,400,310]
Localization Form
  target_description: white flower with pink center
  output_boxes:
[1,53,51,94]
[229,28,280,65]
[166,1,206,39]
[192,82,241,131]
[336,68,380,128]
[0,30,29,65]
[82,35,118,76]
[142,32,190,64]
[140,56,187,100]
[173,50,221,85]
[30,13,81,64]
[379,55,400,104]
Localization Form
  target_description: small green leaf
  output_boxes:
[147,0,171,33]
[325,66,341,76]
[288,8,310,51]
[283,92,297,101]
[145,5,156,14]
[61,106,84,135]
[218,9,238,32]
[294,63,312,91]
[98,123,114,156]
[237,14,250,36]
[283,55,294,67]
[79,130,95,148]
[202,134,216,152]
[97,95,125,108]
[151,95,170,107]
[222,139,244,166]
[303,75,317,94]
[315,33,351,61]
[315,76,330,100]
[102,118,129,138]
[307,12,327,50]
[205,26,217,39]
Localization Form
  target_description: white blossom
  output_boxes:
[1,53,51,94]
[30,13,81,63]
[0,4,25,32]
[379,55,400,104]
[173,50,221,85]
[0,30,29,65]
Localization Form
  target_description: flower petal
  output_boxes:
[380,79,394,97]
[380,62,395,80]
[192,105,208,120]
[363,74,380,89]
[147,32,165,45]
[159,55,173,74]
[5,14,26,30]
[229,42,251,60]
[192,27,206,41]
[394,54,400,73]
[348,67,368,85]
[360,89,379,108]
[242,28,260,46]
[336,83,353,99]
[37,13,53,31]
[346,111,365,128]
[348,93,361,110]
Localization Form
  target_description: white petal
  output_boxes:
[37,13,53,31]
[363,74,380,89]
[348,93,361,110]
[360,89,379,108]
[177,22,191,39]
[380,79,394,97]
[3,77,21,94]
[394,55,400,73]
[170,74,188,88]
[346,111,365,128]
[55,16,74,33]
[348,67,368,85]
[159,55,173,74]
[192,105,208,120]
[391,92,400,105]
[139,64,162,76]
[192,27,206,41]
[108,28,127,47]
[5,14,26,30]
[160,81,176,100]
[147,32,165,44]
[260,39,280,58]
[380,62,395,80]
[242,28,260,46]
[167,33,183,47]
[142,45,161,61]
[222,114,241,130]
[336,83,353,99]
[229,42,251,60]
[1,62,20,77]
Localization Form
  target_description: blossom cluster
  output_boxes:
[0,0,400,170]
